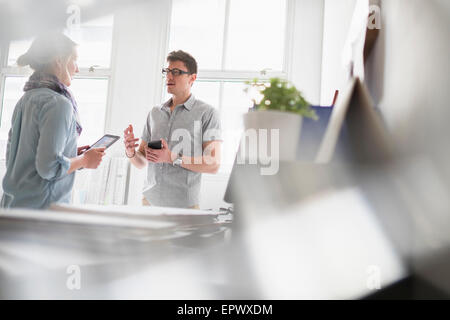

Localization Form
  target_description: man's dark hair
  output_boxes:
[167,50,197,74]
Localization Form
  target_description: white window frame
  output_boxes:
[167,0,295,101]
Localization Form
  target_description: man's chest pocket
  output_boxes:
[172,120,203,157]
[151,121,168,141]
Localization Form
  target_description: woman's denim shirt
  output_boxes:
[1,88,78,209]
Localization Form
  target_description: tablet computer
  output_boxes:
[88,134,120,150]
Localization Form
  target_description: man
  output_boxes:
[123,50,222,208]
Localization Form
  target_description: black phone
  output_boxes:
[88,134,120,150]
[148,140,162,149]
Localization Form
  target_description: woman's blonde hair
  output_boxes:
[17,32,77,71]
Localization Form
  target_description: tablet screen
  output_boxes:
[89,134,120,150]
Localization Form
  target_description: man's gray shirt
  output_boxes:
[141,94,222,207]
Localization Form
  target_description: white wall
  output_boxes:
[289,0,325,106]
[320,0,356,106]
[365,0,450,130]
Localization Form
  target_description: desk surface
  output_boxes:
[0,185,412,300]
[0,207,234,299]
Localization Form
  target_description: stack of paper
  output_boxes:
[50,203,229,227]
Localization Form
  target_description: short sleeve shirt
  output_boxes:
[141,94,222,207]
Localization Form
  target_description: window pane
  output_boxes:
[70,78,109,146]
[7,15,114,68]
[7,39,32,66]
[169,0,226,70]
[221,82,253,173]
[0,77,28,158]
[222,82,253,129]
[192,81,221,108]
[225,0,286,71]
[67,15,114,68]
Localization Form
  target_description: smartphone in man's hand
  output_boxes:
[147,140,162,149]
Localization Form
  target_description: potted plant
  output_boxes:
[243,77,317,161]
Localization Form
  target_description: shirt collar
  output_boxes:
[161,94,196,111]
[161,98,172,111]
[183,94,195,111]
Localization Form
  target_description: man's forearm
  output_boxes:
[128,150,147,169]
[179,155,220,174]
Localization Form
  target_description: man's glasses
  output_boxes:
[162,68,191,77]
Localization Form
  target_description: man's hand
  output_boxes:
[146,139,173,163]
[77,145,90,156]
[124,124,139,157]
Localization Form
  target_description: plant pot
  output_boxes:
[242,110,302,162]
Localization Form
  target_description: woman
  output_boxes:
[1,32,105,209]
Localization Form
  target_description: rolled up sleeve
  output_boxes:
[35,97,73,181]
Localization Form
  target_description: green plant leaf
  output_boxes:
[244,77,318,120]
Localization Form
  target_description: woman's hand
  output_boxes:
[77,145,90,156]
[82,147,106,169]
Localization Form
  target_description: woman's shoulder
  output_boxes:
[25,88,72,110]
[21,89,73,123]
[25,88,69,103]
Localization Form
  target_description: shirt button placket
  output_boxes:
[165,108,175,172]
[167,107,178,156]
